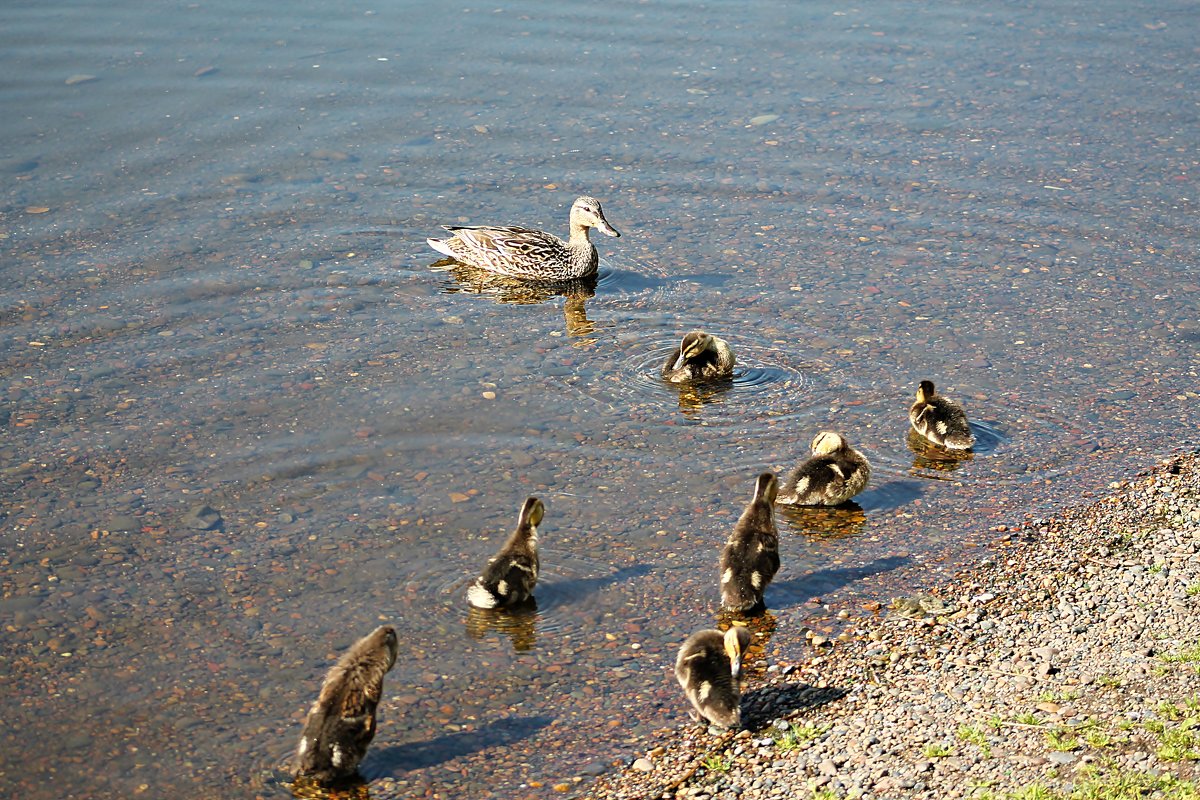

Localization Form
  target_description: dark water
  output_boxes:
[2,0,1197,797]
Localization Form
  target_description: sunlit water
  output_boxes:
[2,0,1197,797]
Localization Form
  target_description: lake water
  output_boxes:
[1,1,1197,798]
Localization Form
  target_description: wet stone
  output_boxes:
[182,505,223,530]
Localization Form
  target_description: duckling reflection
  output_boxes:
[290,774,370,800]
[776,502,868,540]
[906,428,975,474]
[464,602,539,652]
[673,378,735,417]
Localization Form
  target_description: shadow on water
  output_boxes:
[769,555,911,609]
[538,563,654,609]
[854,480,925,512]
[366,715,555,775]
[968,420,1006,454]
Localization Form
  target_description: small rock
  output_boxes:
[632,758,652,772]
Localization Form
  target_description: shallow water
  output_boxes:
[1,0,1197,797]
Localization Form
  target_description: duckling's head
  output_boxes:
[723,625,753,678]
[519,496,545,529]
[570,196,620,238]
[681,328,715,362]
[753,472,778,504]
[810,430,848,456]
[915,380,937,404]
[368,625,400,672]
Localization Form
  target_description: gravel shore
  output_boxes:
[587,451,1200,800]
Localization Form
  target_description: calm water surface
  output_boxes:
[2,1,1197,798]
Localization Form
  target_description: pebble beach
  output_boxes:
[587,451,1200,800]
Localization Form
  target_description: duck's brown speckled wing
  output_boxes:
[443,225,563,274]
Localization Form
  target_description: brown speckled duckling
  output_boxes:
[777,431,871,506]
[909,380,975,450]
[466,497,543,609]
[720,472,780,613]
[294,625,398,785]
[674,626,753,729]
[661,331,736,383]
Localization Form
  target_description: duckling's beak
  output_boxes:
[595,219,621,238]
[670,349,686,371]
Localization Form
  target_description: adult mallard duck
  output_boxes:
[674,626,752,729]
[661,331,736,383]
[466,497,543,609]
[909,380,975,450]
[294,625,398,785]
[720,472,780,613]
[777,431,871,506]
[427,196,620,280]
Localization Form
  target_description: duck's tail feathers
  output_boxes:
[467,581,498,609]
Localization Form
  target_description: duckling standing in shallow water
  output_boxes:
[777,431,871,506]
[466,497,543,609]
[661,331,736,383]
[720,472,780,613]
[294,625,398,785]
[674,626,753,729]
[426,196,620,281]
[909,380,975,450]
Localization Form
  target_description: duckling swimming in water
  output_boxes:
[426,196,620,281]
[777,431,871,506]
[466,497,543,609]
[661,331,736,383]
[909,380,975,450]
[720,472,780,613]
[294,625,398,785]
[674,626,753,729]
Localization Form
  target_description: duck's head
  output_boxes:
[369,625,400,672]
[753,472,778,504]
[570,196,621,238]
[915,380,936,404]
[723,625,753,678]
[518,496,545,529]
[811,430,848,456]
[671,331,715,370]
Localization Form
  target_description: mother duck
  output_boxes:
[427,196,620,281]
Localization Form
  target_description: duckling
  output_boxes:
[777,431,871,506]
[426,196,620,281]
[294,625,398,785]
[720,472,780,613]
[466,497,543,609]
[674,626,753,729]
[909,380,975,450]
[661,331,736,383]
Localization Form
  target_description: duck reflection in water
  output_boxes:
[464,601,539,652]
[672,377,735,418]
[906,429,975,475]
[290,774,370,800]
[776,502,868,540]
[434,259,601,346]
